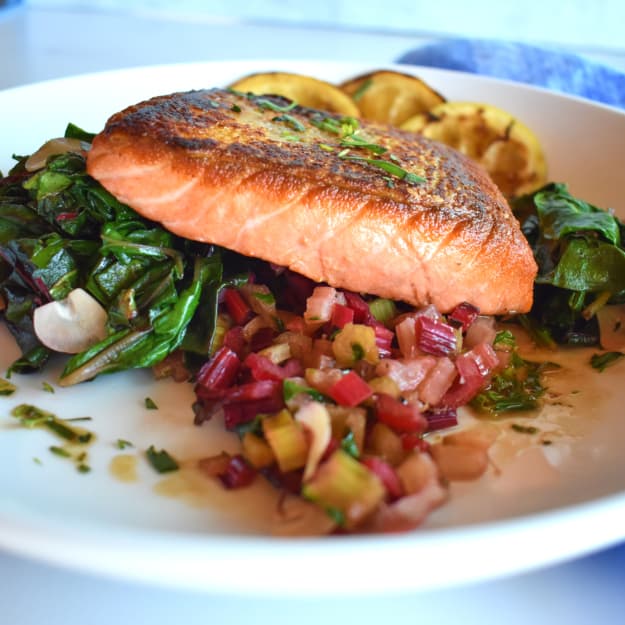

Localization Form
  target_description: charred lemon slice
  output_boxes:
[228,72,360,116]
[401,101,547,197]
[339,70,445,126]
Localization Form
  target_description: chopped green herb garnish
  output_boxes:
[0,378,17,396]
[590,351,625,372]
[351,78,373,102]
[325,506,346,527]
[283,379,327,403]
[49,445,71,458]
[272,114,306,132]
[231,104,242,113]
[340,431,360,458]
[116,438,134,450]
[339,135,387,155]
[145,397,158,410]
[42,382,55,393]
[318,143,334,152]
[33,457,42,465]
[146,445,179,473]
[338,154,425,184]
[493,330,516,349]
[253,291,276,305]
[511,423,539,435]
[472,352,553,414]
[11,404,95,444]
[280,133,302,142]
[472,330,558,415]
[77,463,91,474]
[256,98,297,113]
[351,342,365,361]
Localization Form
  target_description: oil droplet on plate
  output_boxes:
[110,454,138,483]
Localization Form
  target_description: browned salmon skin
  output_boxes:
[87,88,537,314]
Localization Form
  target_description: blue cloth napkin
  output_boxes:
[397,38,625,110]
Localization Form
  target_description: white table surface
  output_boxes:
[2,5,625,624]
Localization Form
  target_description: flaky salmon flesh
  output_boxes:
[87,87,537,314]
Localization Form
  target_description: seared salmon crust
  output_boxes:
[87,87,537,314]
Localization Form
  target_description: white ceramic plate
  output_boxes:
[1,60,625,596]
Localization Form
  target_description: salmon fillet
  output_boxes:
[87,87,537,314]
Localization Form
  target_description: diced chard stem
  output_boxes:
[448,302,480,331]
[223,288,253,325]
[218,454,257,489]
[415,316,457,356]
[196,346,240,391]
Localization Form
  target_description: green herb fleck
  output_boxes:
[351,78,373,102]
[146,445,179,473]
[253,291,276,305]
[471,330,558,415]
[340,431,360,458]
[231,104,242,113]
[145,397,158,410]
[256,98,297,113]
[325,506,346,527]
[351,342,365,361]
[77,463,91,474]
[33,457,42,465]
[493,330,516,349]
[272,114,306,132]
[511,423,539,435]
[318,143,334,152]
[11,404,94,444]
[590,351,625,372]
[339,134,387,155]
[283,379,327,403]
[0,378,17,396]
[116,438,134,450]
[49,445,71,458]
[338,153,425,184]
[42,382,55,393]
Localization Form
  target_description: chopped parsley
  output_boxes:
[0,377,16,396]
[144,397,158,410]
[351,78,373,102]
[49,445,71,458]
[146,445,179,473]
[590,351,625,372]
[511,423,539,435]
[340,431,360,458]
[338,154,425,184]
[282,379,327,403]
[272,114,306,132]
[42,382,55,393]
[116,438,134,450]
[256,98,297,113]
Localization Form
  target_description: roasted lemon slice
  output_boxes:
[339,70,445,126]
[228,72,360,116]
[401,101,547,197]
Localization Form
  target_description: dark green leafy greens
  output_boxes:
[0,126,245,384]
[513,183,625,347]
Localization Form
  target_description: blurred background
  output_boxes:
[1,0,625,89]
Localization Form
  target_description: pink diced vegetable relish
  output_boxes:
[192,274,509,535]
